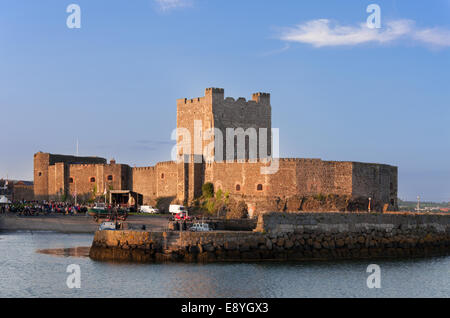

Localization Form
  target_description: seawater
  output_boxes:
[0,231,448,298]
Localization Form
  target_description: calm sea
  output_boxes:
[0,231,448,298]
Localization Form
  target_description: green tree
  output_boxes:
[202,182,214,198]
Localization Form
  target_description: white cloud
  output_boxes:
[279,19,450,48]
[413,27,450,47]
[155,0,192,12]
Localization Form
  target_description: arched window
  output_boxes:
[90,177,96,183]
[257,184,263,191]
[236,184,241,191]
[38,172,42,177]
[161,173,165,179]
[69,177,74,184]
[107,175,113,181]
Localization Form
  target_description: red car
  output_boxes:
[174,212,191,221]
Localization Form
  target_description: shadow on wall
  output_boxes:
[241,194,394,216]
[156,196,177,213]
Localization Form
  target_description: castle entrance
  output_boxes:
[110,190,143,211]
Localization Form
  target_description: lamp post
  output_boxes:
[368,197,372,213]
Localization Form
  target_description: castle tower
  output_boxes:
[34,152,51,201]
[175,88,272,203]
[33,152,107,201]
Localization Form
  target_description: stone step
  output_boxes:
[163,233,182,250]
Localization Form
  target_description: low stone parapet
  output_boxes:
[255,212,450,234]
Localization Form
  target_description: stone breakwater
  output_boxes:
[89,212,450,263]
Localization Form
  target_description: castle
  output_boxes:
[34,88,398,213]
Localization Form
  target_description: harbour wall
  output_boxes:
[89,212,450,262]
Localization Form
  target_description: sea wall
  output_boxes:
[256,212,449,234]
[89,212,450,263]
[89,230,265,262]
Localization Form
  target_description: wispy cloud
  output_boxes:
[413,27,450,47]
[155,0,192,12]
[279,19,450,48]
[261,44,291,57]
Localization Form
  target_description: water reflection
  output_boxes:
[36,247,90,258]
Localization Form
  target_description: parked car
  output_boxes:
[99,221,116,231]
[190,223,211,232]
[169,205,187,214]
[140,205,159,214]
[174,212,191,221]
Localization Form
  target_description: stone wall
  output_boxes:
[205,159,355,198]
[33,154,397,210]
[155,162,178,200]
[352,163,398,208]
[65,163,130,201]
[11,183,34,201]
[213,91,272,161]
[131,161,178,205]
[45,162,130,201]
[89,212,450,263]
[255,212,449,234]
[34,152,107,201]
[204,159,396,213]
[131,167,157,205]
[90,230,265,263]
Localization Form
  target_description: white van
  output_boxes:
[140,206,159,214]
[169,205,187,215]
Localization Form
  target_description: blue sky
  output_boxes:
[0,0,449,201]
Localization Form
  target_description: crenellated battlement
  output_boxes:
[205,87,224,95]
[132,160,176,171]
[181,97,203,104]
[252,92,270,104]
[67,163,100,168]
[132,166,156,172]
[156,161,176,167]
[179,88,270,107]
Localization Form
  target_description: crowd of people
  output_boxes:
[0,201,89,216]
